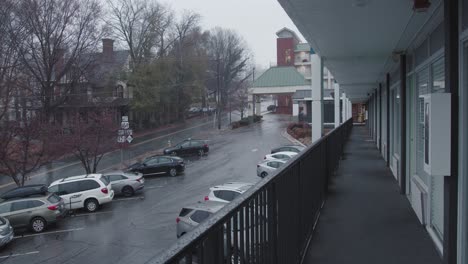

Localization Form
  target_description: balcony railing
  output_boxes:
[154,119,353,264]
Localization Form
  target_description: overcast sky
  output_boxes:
[163,0,305,68]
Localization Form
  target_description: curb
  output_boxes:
[281,129,307,147]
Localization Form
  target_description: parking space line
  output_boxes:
[0,251,39,259]
[72,211,113,217]
[14,228,84,239]
[113,196,145,202]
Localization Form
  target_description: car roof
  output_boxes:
[260,159,287,164]
[103,171,140,177]
[210,182,254,192]
[183,201,226,213]
[50,174,102,185]
[0,185,49,200]
[270,151,298,156]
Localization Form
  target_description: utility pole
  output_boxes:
[217,59,221,130]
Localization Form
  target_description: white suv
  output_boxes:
[204,182,254,203]
[48,174,114,212]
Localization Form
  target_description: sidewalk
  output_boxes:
[304,126,442,264]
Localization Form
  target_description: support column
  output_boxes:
[400,54,407,195]
[334,83,340,127]
[341,92,347,122]
[386,73,390,166]
[443,0,459,263]
[248,94,255,117]
[379,83,382,151]
[255,96,261,116]
[348,98,352,120]
[311,53,324,143]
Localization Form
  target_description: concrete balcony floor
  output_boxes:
[304,126,442,264]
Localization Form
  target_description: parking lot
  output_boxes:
[0,113,292,264]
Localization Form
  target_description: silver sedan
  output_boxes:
[0,216,14,247]
[256,159,287,178]
[102,171,145,197]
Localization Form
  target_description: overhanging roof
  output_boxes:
[253,66,310,88]
[277,0,443,102]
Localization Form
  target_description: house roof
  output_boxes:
[295,43,311,52]
[292,89,334,100]
[276,27,301,42]
[82,50,130,87]
[253,67,310,88]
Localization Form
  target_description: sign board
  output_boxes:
[118,116,132,143]
[121,122,129,129]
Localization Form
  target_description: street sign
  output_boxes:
[118,129,133,136]
[121,122,129,129]
[122,116,128,122]
[117,136,126,143]
[126,135,133,143]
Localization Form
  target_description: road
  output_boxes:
[0,111,293,264]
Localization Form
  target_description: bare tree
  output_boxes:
[0,1,19,122]
[0,118,68,187]
[65,111,118,174]
[107,0,172,69]
[8,0,103,119]
[206,28,251,128]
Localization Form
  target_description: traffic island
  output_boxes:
[231,115,263,129]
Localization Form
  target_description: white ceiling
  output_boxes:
[277,0,442,102]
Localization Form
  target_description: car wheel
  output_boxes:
[84,198,99,212]
[169,168,177,177]
[30,217,46,233]
[122,186,134,197]
[260,172,268,178]
[171,151,177,156]
[198,149,204,156]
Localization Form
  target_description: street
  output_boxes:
[0,111,293,264]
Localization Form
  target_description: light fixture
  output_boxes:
[413,0,431,12]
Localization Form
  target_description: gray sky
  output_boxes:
[163,0,304,68]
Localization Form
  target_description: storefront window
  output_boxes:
[416,67,430,185]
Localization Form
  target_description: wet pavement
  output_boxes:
[0,111,293,264]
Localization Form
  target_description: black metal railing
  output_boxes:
[154,119,353,264]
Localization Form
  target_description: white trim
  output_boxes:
[414,48,445,73]
[249,85,310,95]
[458,36,468,264]
[426,225,444,256]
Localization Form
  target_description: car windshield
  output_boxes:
[99,177,109,186]
[47,194,61,203]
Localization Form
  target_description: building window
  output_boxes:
[115,85,124,98]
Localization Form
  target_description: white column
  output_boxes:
[342,92,347,122]
[255,96,261,116]
[347,98,352,120]
[248,94,255,117]
[311,53,323,143]
[334,83,340,127]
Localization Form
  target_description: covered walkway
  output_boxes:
[305,126,442,264]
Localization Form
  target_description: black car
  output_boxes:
[127,156,185,177]
[271,145,306,154]
[163,139,209,156]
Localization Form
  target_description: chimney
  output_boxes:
[102,39,114,61]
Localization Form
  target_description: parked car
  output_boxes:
[0,216,14,246]
[127,155,185,177]
[102,171,144,197]
[267,105,277,112]
[257,159,287,178]
[48,174,114,212]
[264,151,298,161]
[271,145,306,154]
[176,201,225,238]
[204,182,254,203]
[0,185,67,233]
[163,139,209,156]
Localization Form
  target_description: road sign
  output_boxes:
[118,129,133,136]
[122,116,128,122]
[121,122,129,129]
[117,136,126,143]
[126,135,133,143]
